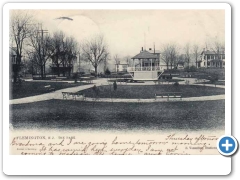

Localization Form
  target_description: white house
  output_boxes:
[197,49,225,68]
[115,61,128,73]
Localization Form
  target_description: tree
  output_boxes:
[161,43,178,70]
[161,44,170,70]
[27,25,53,79]
[105,67,111,75]
[113,81,117,91]
[62,36,78,76]
[81,34,109,76]
[10,10,33,82]
[211,40,225,68]
[169,44,178,69]
[193,44,200,68]
[50,31,65,77]
[50,31,78,77]
[184,43,191,71]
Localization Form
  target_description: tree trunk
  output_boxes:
[40,66,44,80]
[57,64,60,77]
[95,66,98,77]
[13,56,21,83]
[68,67,71,77]
[43,63,46,77]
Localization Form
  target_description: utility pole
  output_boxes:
[79,49,81,73]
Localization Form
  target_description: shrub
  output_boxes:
[113,81,117,91]
[105,68,111,75]
[72,73,78,83]
[189,65,197,72]
[173,82,179,86]
[92,85,100,96]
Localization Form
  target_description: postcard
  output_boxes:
[3,2,231,175]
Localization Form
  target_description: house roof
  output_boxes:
[148,50,161,54]
[132,50,158,59]
[201,50,225,55]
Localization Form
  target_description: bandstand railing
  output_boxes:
[127,66,161,71]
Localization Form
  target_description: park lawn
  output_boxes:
[199,81,225,86]
[10,81,89,100]
[80,85,225,99]
[10,99,225,131]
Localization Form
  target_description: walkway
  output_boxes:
[9,78,225,105]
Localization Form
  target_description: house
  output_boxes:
[9,47,17,65]
[127,47,164,80]
[176,61,185,69]
[50,51,77,77]
[115,61,128,73]
[197,49,225,68]
[9,47,23,80]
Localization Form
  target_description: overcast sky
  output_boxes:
[23,9,225,58]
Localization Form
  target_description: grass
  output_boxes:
[197,81,225,86]
[10,81,89,100]
[80,85,225,99]
[10,99,225,131]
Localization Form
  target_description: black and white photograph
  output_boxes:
[7,7,226,156]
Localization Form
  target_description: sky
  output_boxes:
[13,9,225,59]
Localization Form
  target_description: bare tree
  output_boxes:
[184,43,191,70]
[27,25,53,79]
[211,40,225,68]
[81,34,109,76]
[62,36,78,76]
[50,31,65,77]
[10,10,33,82]
[161,44,170,70]
[169,44,178,69]
[49,31,78,77]
[193,44,200,68]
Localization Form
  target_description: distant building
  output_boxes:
[9,47,17,65]
[197,49,225,68]
[176,61,185,69]
[50,51,77,76]
[115,61,128,73]
[9,47,23,80]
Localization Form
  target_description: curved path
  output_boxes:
[9,78,225,105]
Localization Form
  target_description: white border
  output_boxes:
[3,3,231,175]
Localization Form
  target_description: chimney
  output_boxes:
[154,43,155,54]
[141,47,143,52]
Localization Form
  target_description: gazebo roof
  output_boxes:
[132,50,158,59]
